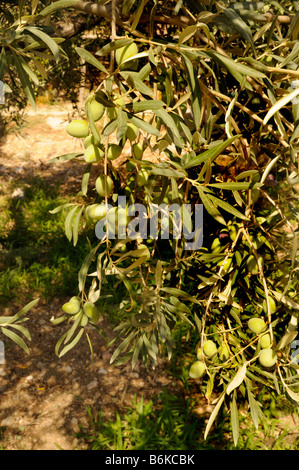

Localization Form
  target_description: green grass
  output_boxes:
[78,390,215,450]
[0,175,94,305]
[76,388,299,451]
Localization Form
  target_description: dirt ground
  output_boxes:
[0,102,180,450]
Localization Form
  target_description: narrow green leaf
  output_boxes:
[179,25,197,44]
[178,118,193,144]
[127,75,154,97]
[1,327,30,354]
[102,117,118,137]
[285,386,299,405]
[181,54,201,130]
[183,136,241,169]
[110,330,138,364]
[118,256,148,274]
[0,316,18,326]
[18,59,40,86]
[0,47,7,80]
[31,0,39,14]
[122,0,138,17]
[247,387,260,430]
[85,99,101,145]
[94,90,116,108]
[155,260,163,290]
[263,88,299,125]
[59,327,84,357]
[39,0,84,17]
[55,331,68,356]
[11,51,36,110]
[132,100,164,112]
[47,152,83,164]
[49,203,76,215]
[281,42,299,67]
[78,246,99,293]
[75,47,108,74]
[276,330,298,351]
[227,363,247,395]
[131,0,145,32]
[260,155,280,184]
[235,170,260,180]
[197,186,226,225]
[131,336,144,369]
[230,393,239,447]
[154,108,183,148]
[8,323,31,341]
[160,287,201,305]
[14,298,39,318]
[204,391,225,440]
[204,158,212,186]
[65,205,79,242]
[150,167,186,178]
[137,62,152,81]
[81,164,92,196]
[50,315,68,326]
[31,58,48,79]
[171,92,191,111]
[203,50,265,84]
[96,38,133,56]
[18,0,26,19]
[116,108,128,141]
[128,114,161,137]
[25,26,60,62]
[223,8,256,57]
[142,334,157,362]
[208,182,262,191]
[72,206,84,247]
[208,194,249,221]
[64,311,83,345]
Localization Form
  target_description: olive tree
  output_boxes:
[2,0,299,445]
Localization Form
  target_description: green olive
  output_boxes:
[248,317,266,334]
[259,348,277,368]
[203,340,218,358]
[136,168,149,187]
[126,123,138,141]
[189,361,206,379]
[62,296,81,314]
[95,175,114,198]
[260,333,271,349]
[115,43,138,70]
[89,98,105,122]
[132,142,143,160]
[66,120,89,138]
[262,297,276,314]
[107,144,122,160]
[84,144,104,163]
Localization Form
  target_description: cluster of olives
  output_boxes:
[247,296,278,368]
[189,339,230,379]
[210,222,274,280]
[189,296,278,380]
[66,97,127,164]
[66,42,141,166]
[62,296,101,327]
[65,43,151,226]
